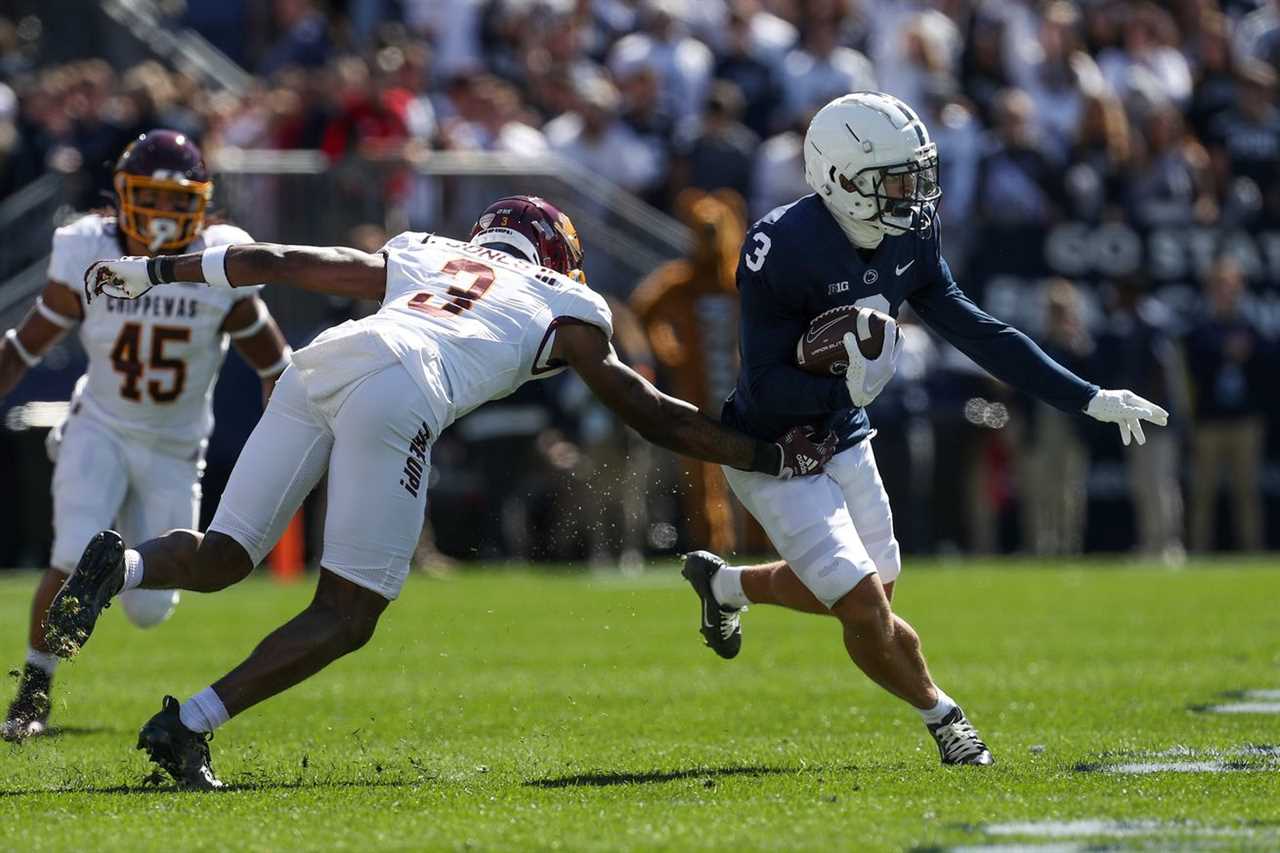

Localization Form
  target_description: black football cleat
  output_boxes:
[681,551,744,660]
[2,664,53,742]
[45,530,126,659]
[137,695,223,790]
[928,706,995,766]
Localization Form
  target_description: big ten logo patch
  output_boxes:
[399,422,433,497]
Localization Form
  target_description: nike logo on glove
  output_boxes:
[895,260,915,276]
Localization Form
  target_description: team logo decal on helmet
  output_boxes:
[804,92,941,236]
[114,129,213,253]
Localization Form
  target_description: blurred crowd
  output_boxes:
[1,0,1279,562]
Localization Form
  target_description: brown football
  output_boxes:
[795,305,891,376]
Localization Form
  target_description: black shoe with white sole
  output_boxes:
[928,706,995,766]
[2,664,52,742]
[45,530,126,659]
[137,695,223,790]
[680,550,743,660]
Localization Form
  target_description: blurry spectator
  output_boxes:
[1206,62,1280,225]
[918,76,981,241]
[1186,257,1269,552]
[873,8,960,118]
[260,0,332,74]
[440,76,547,154]
[780,0,876,126]
[1063,90,1133,222]
[1098,3,1192,109]
[1096,276,1187,563]
[544,76,663,195]
[1234,0,1280,67]
[615,64,676,205]
[959,10,1013,124]
[1187,12,1240,140]
[713,6,785,138]
[608,0,714,123]
[319,56,410,161]
[974,88,1063,227]
[1021,279,1093,556]
[1015,1,1105,164]
[669,81,758,202]
[749,114,809,219]
[403,0,484,78]
[1127,104,1217,228]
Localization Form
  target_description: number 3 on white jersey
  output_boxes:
[744,232,771,272]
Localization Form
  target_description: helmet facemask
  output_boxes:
[115,173,213,253]
[834,145,940,236]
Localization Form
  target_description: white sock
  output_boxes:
[919,687,959,725]
[710,565,749,609]
[121,549,144,592]
[25,645,59,676]
[179,686,230,733]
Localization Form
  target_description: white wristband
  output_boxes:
[35,297,77,329]
[255,347,292,378]
[201,244,234,289]
[227,303,267,340]
[5,328,41,367]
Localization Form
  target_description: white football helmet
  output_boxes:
[804,92,940,238]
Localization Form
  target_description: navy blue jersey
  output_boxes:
[723,195,1099,449]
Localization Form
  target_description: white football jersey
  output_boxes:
[47,214,260,450]
[291,232,613,431]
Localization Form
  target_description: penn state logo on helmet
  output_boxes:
[114,129,213,254]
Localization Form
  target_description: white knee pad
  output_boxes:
[119,589,181,629]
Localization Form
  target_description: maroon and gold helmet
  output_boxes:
[114,129,213,253]
[469,196,585,281]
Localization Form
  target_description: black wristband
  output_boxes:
[749,441,782,476]
[145,256,177,285]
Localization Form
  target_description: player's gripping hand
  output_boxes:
[1084,389,1169,446]
[768,426,838,479]
[842,316,900,408]
[84,257,153,303]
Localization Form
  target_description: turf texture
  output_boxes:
[1,561,1278,851]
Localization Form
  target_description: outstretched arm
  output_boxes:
[909,259,1167,444]
[1,280,82,399]
[85,243,388,303]
[553,322,833,477]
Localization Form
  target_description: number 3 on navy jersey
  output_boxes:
[744,232,771,272]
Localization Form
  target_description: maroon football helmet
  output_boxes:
[114,129,213,253]
[469,196,585,280]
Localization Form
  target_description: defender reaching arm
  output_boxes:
[86,242,832,478]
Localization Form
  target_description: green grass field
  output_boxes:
[1,560,1279,851]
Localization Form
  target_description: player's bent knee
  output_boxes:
[195,532,255,590]
[830,574,893,638]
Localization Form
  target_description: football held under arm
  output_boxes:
[737,232,852,417]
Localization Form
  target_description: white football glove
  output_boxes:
[842,312,900,408]
[1085,389,1169,446]
[84,257,153,303]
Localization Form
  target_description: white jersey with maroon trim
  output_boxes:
[47,214,260,451]
[290,231,613,432]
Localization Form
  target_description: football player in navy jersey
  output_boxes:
[681,92,1169,766]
